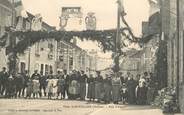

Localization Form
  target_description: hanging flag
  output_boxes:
[117,0,136,41]
[117,0,126,16]
[14,0,24,17]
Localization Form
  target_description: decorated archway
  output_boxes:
[0,0,139,74]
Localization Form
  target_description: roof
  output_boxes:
[0,0,13,9]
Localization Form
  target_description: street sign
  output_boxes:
[62,7,82,18]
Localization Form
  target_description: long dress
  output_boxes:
[94,76,103,101]
[46,79,54,94]
[79,74,87,100]
[52,78,58,96]
[26,80,33,97]
[69,74,80,99]
[127,78,137,104]
[87,77,95,100]
[136,85,148,105]
[32,80,40,94]
[112,77,121,103]
[103,77,112,103]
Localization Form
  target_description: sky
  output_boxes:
[21,0,150,59]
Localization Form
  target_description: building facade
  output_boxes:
[162,0,184,112]
[0,0,14,70]
[147,0,184,111]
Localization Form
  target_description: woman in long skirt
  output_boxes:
[52,76,58,98]
[32,78,40,99]
[103,74,112,104]
[127,75,137,104]
[87,74,95,101]
[46,76,54,99]
[94,71,103,102]
[112,73,122,104]
[68,70,80,99]
[136,78,148,105]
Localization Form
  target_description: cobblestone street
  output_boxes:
[0,99,181,115]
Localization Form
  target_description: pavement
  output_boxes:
[0,99,183,115]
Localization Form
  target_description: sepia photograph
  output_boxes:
[0,0,184,115]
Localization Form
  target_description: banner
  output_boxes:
[62,7,82,18]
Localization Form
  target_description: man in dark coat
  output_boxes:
[6,75,15,98]
[94,71,103,102]
[79,70,87,100]
[22,70,29,97]
[0,67,9,95]
[39,71,47,97]
[103,74,112,104]
[63,70,70,99]
[126,75,137,104]
[14,73,24,97]
[87,74,95,101]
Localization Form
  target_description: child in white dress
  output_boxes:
[46,76,54,99]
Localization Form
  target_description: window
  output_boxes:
[49,65,53,74]
[45,65,48,74]
[20,62,26,74]
[59,55,64,61]
[48,43,54,52]
[144,47,152,58]
[69,57,73,66]
[35,43,40,56]
[40,64,44,73]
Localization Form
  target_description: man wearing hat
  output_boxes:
[0,67,9,95]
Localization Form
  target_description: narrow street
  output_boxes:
[0,99,178,115]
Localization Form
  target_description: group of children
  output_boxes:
[26,76,65,99]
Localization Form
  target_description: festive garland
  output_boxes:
[0,28,136,54]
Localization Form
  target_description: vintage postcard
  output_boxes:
[0,0,183,115]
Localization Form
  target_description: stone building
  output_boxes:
[120,50,141,76]
[160,0,184,112]
[147,0,184,112]
[0,0,14,70]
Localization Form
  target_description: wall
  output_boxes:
[0,0,13,70]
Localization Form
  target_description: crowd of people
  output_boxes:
[0,67,159,105]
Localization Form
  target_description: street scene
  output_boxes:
[0,0,184,115]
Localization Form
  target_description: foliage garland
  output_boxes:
[1,28,136,53]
